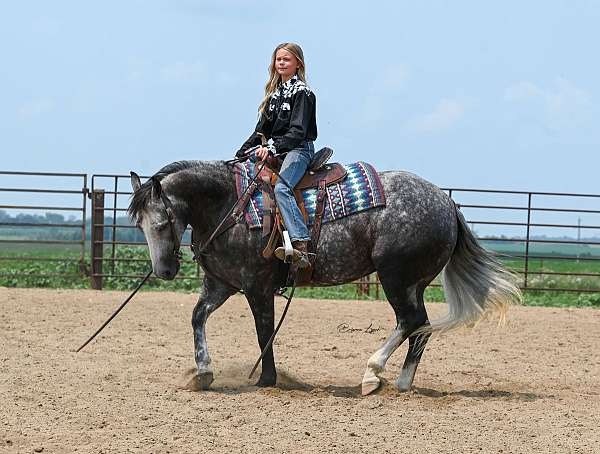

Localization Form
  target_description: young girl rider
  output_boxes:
[236,43,317,269]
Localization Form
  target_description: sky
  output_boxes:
[1,1,599,235]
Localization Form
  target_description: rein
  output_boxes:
[76,188,183,352]
[76,270,152,352]
[76,155,266,351]
[77,153,298,371]
[195,153,301,378]
[190,156,269,259]
[190,151,292,259]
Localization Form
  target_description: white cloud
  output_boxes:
[504,77,591,116]
[546,77,590,114]
[126,57,151,82]
[160,60,205,81]
[504,81,542,101]
[404,98,465,133]
[18,99,54,119]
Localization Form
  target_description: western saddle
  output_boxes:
[236,146,345,284]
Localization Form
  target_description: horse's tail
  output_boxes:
[420,205,522,335]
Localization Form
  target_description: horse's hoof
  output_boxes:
[256,376,276,387]
[196,371,214,390]
[395,380,412,393]
[361,378,381,396]
[394,374,414,393]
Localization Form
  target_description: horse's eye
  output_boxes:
[154,220,169,231]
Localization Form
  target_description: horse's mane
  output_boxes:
[127,160,200,221]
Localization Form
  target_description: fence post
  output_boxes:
[80,175,88,275]
[523,192,532,289]
[356,276,368,298]
[91,189,105,290]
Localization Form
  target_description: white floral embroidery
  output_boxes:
[282,75,312,98]
[267,75,313,113]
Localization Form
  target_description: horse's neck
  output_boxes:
[169,162,237,237]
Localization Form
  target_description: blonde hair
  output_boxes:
[258,42,307,114]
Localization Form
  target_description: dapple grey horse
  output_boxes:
[128,160,521,395]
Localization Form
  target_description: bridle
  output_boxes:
[156,182,183,261]
[77,154,296,365]
[76,181,183,353]
[154,157,298,380]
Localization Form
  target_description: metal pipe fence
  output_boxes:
[0,171,88,282]
[2,170,599,297]
[89,174,201,289]
[357,187,600,297]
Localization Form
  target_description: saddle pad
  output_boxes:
[233,161,386,229]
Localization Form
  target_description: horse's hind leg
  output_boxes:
[396,328,430,392]
[361,281,429,396]
[192,275,235,390]
[395,286,430,392]
[361,321,409,396]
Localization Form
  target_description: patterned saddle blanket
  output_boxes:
[233,161,386,229]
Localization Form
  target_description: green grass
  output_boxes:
[482,239,599,257]
[1,243,600,308]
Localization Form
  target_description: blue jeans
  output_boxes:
[274,141,314,242]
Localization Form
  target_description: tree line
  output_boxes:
[0,210,147,242]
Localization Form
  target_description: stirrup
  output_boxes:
[274,247,312,268]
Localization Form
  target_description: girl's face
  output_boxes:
[275,48,300,81]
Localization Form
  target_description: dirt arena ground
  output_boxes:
[1,287,599,453]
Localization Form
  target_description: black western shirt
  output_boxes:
[238,74,317,155]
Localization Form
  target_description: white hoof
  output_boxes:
[361,373,381,396]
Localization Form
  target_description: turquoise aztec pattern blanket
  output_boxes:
[234,161,386,229]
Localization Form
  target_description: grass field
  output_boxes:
[1,241,599,308]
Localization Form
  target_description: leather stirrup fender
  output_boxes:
[262,211,282,258]
[294,178,328,286]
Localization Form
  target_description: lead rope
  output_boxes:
[76,270,153,352]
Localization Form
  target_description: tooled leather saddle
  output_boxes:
[256,147,344,283]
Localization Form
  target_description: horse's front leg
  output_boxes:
[245,290,277,387]
[191,275,235,389]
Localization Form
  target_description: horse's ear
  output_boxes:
[151,176,162,199]
[130,172,141,192]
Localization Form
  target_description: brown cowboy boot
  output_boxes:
[274,240,311,269]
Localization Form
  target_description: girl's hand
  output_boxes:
[256,146,270,161]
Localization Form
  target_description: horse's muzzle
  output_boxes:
[154,260,180,280]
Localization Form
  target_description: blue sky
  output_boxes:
[1,0,599,196]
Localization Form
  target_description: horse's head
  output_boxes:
[128,172,185,280]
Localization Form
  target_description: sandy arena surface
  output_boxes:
[1,287,599,453]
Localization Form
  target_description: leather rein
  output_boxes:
[76,155,272,352]
[76,184,184,352]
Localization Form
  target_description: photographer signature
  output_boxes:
[337,322,384,334]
